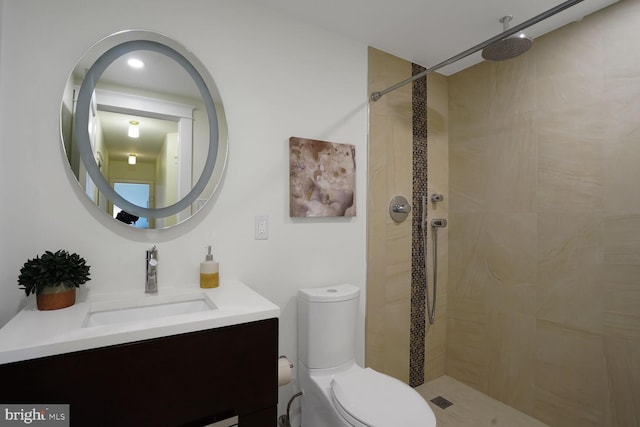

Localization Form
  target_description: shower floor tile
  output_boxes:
[416,376,548,427]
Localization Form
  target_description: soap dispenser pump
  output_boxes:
[200,245,219,288]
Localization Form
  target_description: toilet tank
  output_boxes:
[298,284,360,369]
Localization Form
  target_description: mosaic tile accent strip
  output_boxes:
[409,63,428,388]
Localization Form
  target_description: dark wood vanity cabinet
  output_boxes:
[0,318,278,426]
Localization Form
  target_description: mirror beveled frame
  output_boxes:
[62,30,228,226]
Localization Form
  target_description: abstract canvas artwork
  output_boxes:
[289,137,356,217]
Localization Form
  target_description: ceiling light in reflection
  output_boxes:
[127,58,145,69]
[128,120,139,138]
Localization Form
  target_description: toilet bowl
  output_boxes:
[298,284,436,427]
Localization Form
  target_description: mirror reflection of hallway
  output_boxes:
[113,182,150,228]
[61,31,229,229]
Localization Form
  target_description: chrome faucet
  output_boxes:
[146,246,158,293]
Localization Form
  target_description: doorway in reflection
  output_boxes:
[113,182,150,228]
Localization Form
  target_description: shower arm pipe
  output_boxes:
[370,0,584,102]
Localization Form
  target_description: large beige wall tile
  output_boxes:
[448,62,489,123]
[383,299,411,384]
[388,115,413,188]
[604,264,640,354]
[480,213,537,297]
[536,106,603,213]
[484,114,537,213]
[424,72,449,382]
[424,217,449,382]
[451,113,536,213]
[447,211,487,391]
[601,1,640,215]
[604,214,640,266]
[604,265,640,328]
[368,49,413,114]
[427,72,449,216]
[534,320,609,427]
[427,73,449,131]
[449,125,491,212]
[603,79,640,213]
[487,310,535,415]
[446,315,488,393]
[448,212,537,397]
[603,214,640,342]
[367,47,413,381]
[448,213,488,305]
[449,213,536,304]
[365,292,386,370]
[368,48,450,387]
[603,214,640,425]
[447,1,640,424]
[535,18,604,112]
[604,334,640,426]
[368,114,393,172]
[384,226,412,302]
[601,0,640,79]
[425,225,448,303]
[424,293,447,382]
[487,53,536,118]
[537,214,604,333]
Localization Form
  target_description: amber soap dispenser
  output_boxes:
[200,245,219,288]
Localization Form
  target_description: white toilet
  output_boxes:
[298,284,437,427]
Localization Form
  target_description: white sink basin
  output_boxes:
[83,295,216,328]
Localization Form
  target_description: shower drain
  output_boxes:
[430,395,454,409]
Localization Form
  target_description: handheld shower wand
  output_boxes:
[422,195,447,325]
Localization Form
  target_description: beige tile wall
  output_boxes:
[367,47,413,383]
[368,1,639,419]
[367,48,449,385]
[447,1,640,425]
[425,72,449,382]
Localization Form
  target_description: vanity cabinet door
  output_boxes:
[0,318,278,426]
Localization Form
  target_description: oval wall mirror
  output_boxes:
[60,30,228,229]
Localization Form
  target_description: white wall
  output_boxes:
[0,0,368,417]
[0,0,41,329]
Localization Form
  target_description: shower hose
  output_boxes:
[421,195,440,325]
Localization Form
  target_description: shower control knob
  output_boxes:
[430,193,444,203]
[389,195,411,223]
[392,204,408,213]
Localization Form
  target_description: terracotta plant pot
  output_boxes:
[36,287,76,310]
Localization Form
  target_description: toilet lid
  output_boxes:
[330,367,436,427]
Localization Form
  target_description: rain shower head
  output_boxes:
[481,15,533,61]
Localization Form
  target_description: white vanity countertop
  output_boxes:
[0,279,280,365]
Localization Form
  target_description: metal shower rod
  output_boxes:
[370,0,584,102]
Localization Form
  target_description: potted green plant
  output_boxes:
[18,250,91,310]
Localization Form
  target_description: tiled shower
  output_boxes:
[367,0,640,425]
